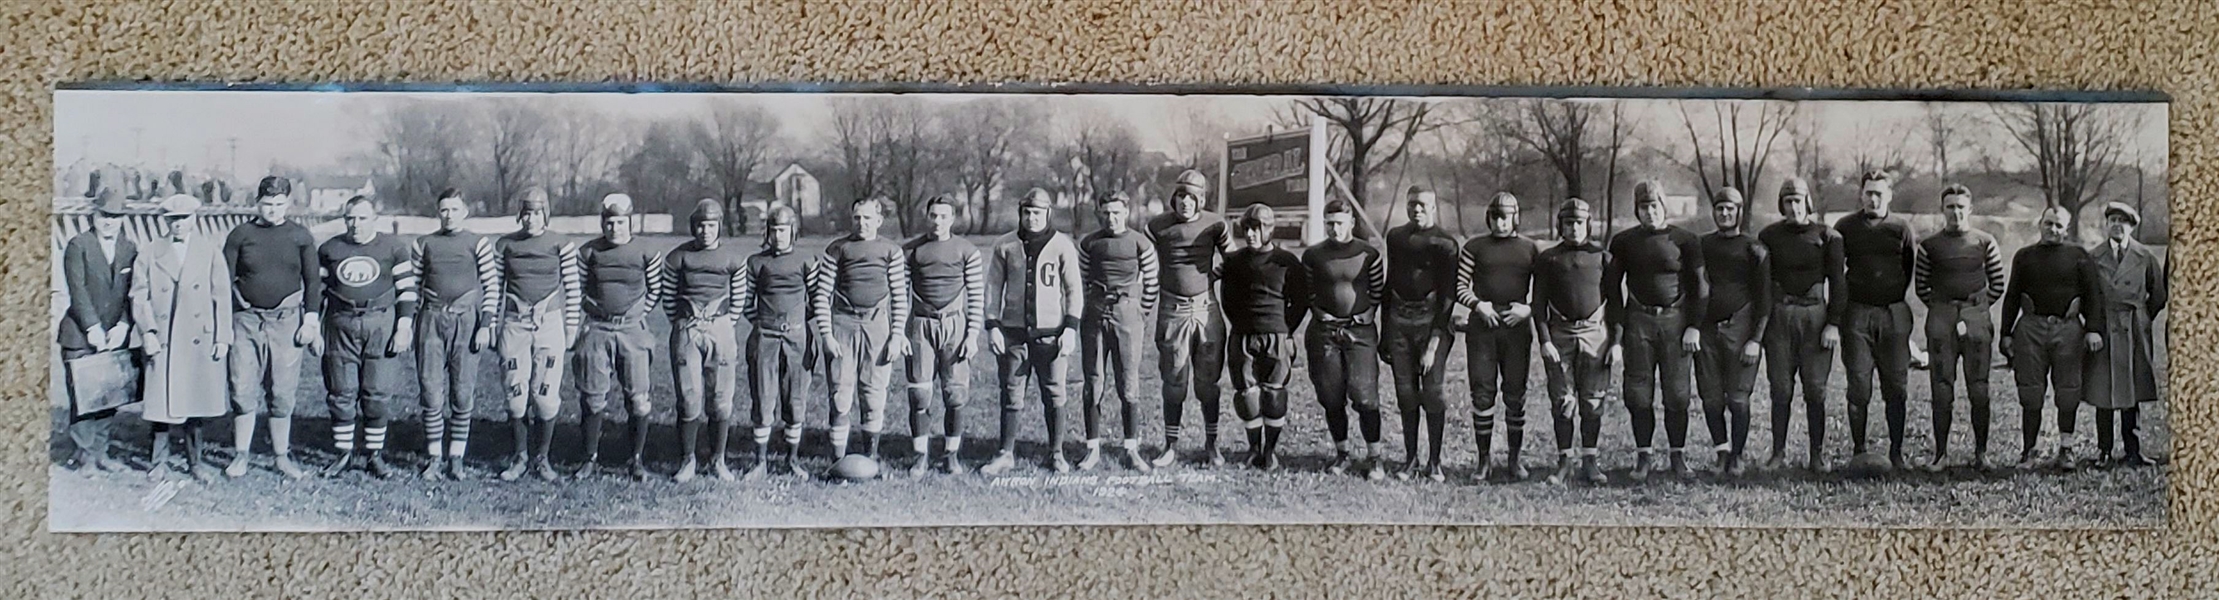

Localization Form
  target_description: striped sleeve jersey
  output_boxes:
[813,235,911,338]
[1078,228,1161,312]
[318,233,418,314]
[1914,228,2007,305]
[905,235,986,332]
[410,229,498,317]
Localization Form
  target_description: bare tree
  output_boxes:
[939,97,1044,233]
[1676,100,1797,202]
[1066,111,1145,231]
[485,99,547,213]
[1991,102,2141,240]
[1846,122,1915,180]
[368,99,475,215]
[1600,102,1632,232]
[1170,103,1232,178]
[827,97,938,236]
[616,120,706,216]
[1923,102,1970,181]
[1494,99,1603,201]
[1284,97,1437,218]
[691,99,783,227]
[547,103,619,214]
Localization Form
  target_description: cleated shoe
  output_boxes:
[275,455,306,480]
[322,452,357,479]
[979,452,1017,476]
[673,457,698,483]
[365,453,395,480]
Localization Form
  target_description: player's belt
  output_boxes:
[1626,296,1682,316]
[586,297,650,327]
[1545,306,1605,325]
[1161,292,1213,316]
[912,301,965,320]
[323,293,393,315]
[419,289,483,314]
[1311,312,1374,327]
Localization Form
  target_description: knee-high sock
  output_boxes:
[1426,409,1447,466]
[580,412,604,461]
[1505,412,1526,463]
[1663,405,1689,449]
[1161,393,1184,446]
[1578,407,1602,449]
[998,408,1021,454]
[234,414,257,453]
[628,416,649,462]
[1473,407,1496,466]
[1323,405,1350,444]
[1201,394,1222,449]
[532,417,555,461]
[1971,400,1992,456]
[1885,399,1907,457]
[510,418,530,460]
[1400,410,1421,463]
[1703,403,1729,455]
[1805,391,1827,460]
[1628,405,1656,450]
[425,412,448,458]
[2019,403,2042,456]
[945,404,964,444]
[1562,408,1579,448]
[1932,400,1953,459]
[332,420,357,453]
[1729,403,1750,457]
[678,419,701,463]
[1043,403,1065,456]
[709,420,730,464]
[1121,396,1141,442]
[446,416,470,459]
[271,416,293,456]
[1770,396,1793,457]
[364,418,388,453]
[1848,399,1870,454]
[1357,406,1382,444]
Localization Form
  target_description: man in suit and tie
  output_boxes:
[2089,202,2167,467]
[58,190,136,472]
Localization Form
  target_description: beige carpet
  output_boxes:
[6,1,2216,597]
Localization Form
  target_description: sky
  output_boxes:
[54,89,2167,192]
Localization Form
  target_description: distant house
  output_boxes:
[302,175,376,214]
[773,164,821,219]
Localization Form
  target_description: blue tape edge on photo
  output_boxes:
[51,80,2169,103]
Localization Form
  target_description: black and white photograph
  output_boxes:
[47,85,2170,531]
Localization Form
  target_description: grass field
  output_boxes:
[46,234,2168,531]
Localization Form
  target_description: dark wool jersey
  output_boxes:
[1701,231,1771,326]
[1605,225,1708,324]
[1221,246,1309,334]
[739,246,818,330]
[578,237,665,320]
[1533,241,1611,322]
[1079,228,1161,309]
[1915,229,2006,305]
[1834,212,1917,307]
[905,235,984,315]
[1458,234,1540,307]
[662,240,746,320]
[1147,211,1229,298]
[819,236,909,317]
[411,229,497,315]
[224,219,321,310]
[2001,242,2108,337]
[1300,239,1386,319]
[493,231,579,304]
[1385,223,1461,304]
[1758,220,1848,325]
[317,234,418,315]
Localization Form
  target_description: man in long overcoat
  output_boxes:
[131,195,234,480]
[2089,202,2167,467]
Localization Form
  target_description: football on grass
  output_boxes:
[1844,451,1895,475]
[831,455,881,481]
